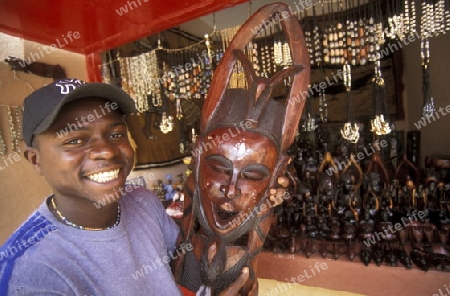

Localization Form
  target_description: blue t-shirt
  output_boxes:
[0,186,182,296]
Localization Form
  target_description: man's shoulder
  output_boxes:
[0,211,58,257]
[122,185,179,235]
[120,185,172,222]
[122,185,164,208]
[0,211,60,292]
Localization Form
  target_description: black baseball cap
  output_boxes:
[22,78,137,146]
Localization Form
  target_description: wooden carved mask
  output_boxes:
[175,3,310,295]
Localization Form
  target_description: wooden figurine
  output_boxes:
[173,3,310,295]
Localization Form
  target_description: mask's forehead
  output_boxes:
[204,89,285,150]
[202,127,279,166]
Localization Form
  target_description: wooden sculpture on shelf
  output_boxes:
[173,3,309,295]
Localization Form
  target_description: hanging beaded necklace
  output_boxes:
[50,196,121,231]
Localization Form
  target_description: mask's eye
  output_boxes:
[205,155,232,175]
[241,171,265,180]
[241,164,270,180]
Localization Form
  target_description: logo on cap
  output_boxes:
[55,79,86,94]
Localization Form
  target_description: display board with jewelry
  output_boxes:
[0,104,23,155]
[99,0,449,168]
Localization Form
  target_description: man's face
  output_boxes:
[26,98,134,204]
[198,127,279,234]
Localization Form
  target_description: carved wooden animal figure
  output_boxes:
[4,57,66,80]
[173,3,309,295]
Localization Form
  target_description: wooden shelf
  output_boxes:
[256,251,450,296]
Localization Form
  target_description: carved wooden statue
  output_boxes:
[173,3,309,295]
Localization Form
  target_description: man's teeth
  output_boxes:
[87,169,120,183]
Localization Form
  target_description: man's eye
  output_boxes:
[110,132,125,139]
[64,138,83,145]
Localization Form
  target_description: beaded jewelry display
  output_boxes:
[410,0,417,33]
[348,19,358,66]
[97,0,450,154]
[176,98,183,120]
[421,37,430,71]
[191,127,197,144]
[149,51,163,108]
[358,19,367,65]
[340,63,359,143]
[252,44,261,75]
[317,67,328,123]
[133,55,149,112]
[118,55,131,96]
[0,130,6,155]
[202,39,213,93]
[329,29,337,64]
[423,0,450,37]
[318,88,328,123]
[257,41,267,76]
[274,37,283,67]
[311,4,322,65]
[261,41,269,77]
[370,60,392,136]
[313,24,322,64]
[302,93,318,132]
[103,0,450,90]
[419,0,444,120]
[101,63,111,85]
[7,106,19,152]
[306,29,314,64]
[281,40,292,67]
[118,49,163,114]
[385,0,405,40]
[159,112,174,134]
[446,1,450,33]
[301,8,314,65]
[328,2,339,64]
[14,106,23,141]
[421,37,435,119]
[302,112,318,132]
[366,17,376,63]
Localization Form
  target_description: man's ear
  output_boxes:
[24,147,42,175]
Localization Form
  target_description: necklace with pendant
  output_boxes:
[50,196,121,231]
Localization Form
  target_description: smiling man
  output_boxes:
[0,79,247,296]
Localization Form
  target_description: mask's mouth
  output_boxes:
[213,203,240,229]
[216,207,239,221]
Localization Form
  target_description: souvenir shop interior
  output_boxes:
[0,0,450,295]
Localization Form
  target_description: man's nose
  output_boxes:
[89,138,117,160]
